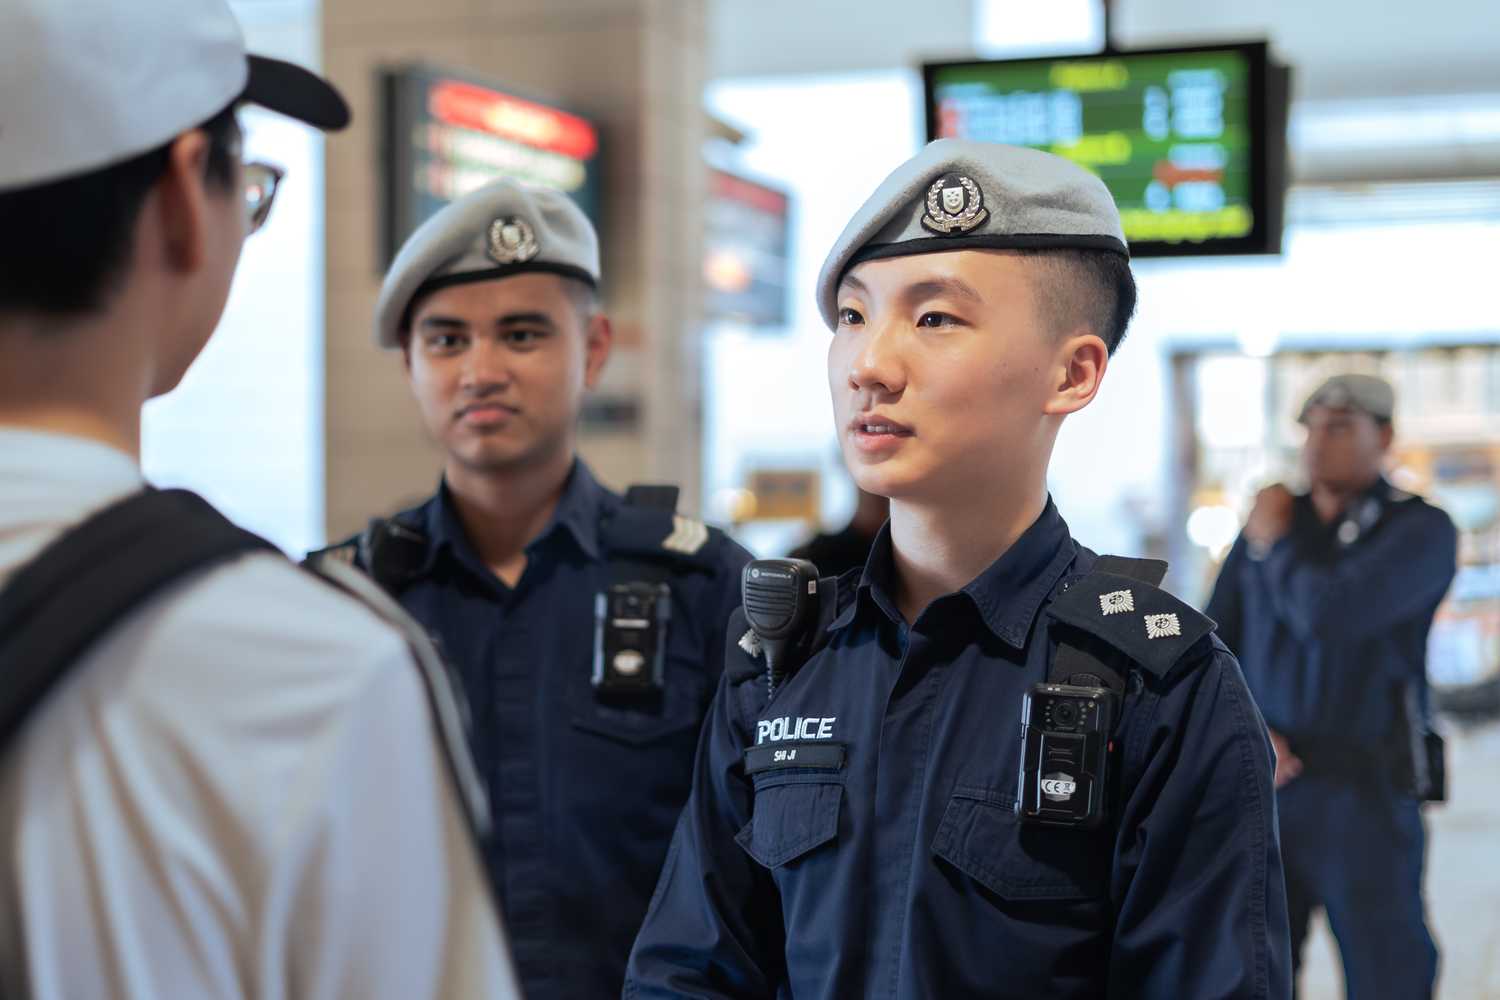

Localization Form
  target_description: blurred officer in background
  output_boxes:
[308,178,750,999]
[1208,374,1456,1000]
[0,2,520,997]
[626,139,1290,998]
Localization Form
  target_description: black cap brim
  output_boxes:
[243,55,351,131]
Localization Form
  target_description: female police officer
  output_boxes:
[625,140,1293,998]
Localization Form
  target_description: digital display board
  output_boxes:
[704,169,791,328]
[381,64,603,268]
[924,42,1288,256]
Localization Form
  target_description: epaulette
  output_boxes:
[599,484,722,573]
[1046,566,1216,680]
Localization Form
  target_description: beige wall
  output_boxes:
[321,0,708,540]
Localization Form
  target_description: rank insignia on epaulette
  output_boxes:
[662,515,708,555]
[1144,613,1182,639]
[1100,590,1134,616]
[738,629,763,658]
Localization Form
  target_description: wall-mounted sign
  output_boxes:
[704,168,791,328]
[381,64,603,267]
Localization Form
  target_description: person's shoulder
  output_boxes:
[1388,486,1457,534]
[599,484,750,576]
[1045,555,1218,683]
[154,550,413,682]
[702,522,753,574]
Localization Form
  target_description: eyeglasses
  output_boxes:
[243,161,285,235]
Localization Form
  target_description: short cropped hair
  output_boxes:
[0,102,241,322]
[1017,248,1137,354]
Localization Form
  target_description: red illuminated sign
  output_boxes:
[427,80,599,160]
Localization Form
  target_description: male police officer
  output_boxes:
[0,1,520,997]
[625,139,1292,998]
[1207,374,1456,1000]
[310,179,751,999]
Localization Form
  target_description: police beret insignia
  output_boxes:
[487,216,539,264]
[921,173,988,235]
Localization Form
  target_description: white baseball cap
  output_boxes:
[0,0,350,192]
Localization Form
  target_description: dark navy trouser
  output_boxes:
[1278,773,1438,1000]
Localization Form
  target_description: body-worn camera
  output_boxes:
[592,582,671,698]
[1016,682,1118,829]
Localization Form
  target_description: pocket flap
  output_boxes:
[932,787,1107,901]
[735,780,842,869]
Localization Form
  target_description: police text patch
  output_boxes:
[744,741,846,775]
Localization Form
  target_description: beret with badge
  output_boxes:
[1298,373,1396,424]
[815,138,1129,330]
[375,178,600,348]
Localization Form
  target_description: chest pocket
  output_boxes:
[932,785,1110,901]
[735,757,845,869]
[569,664,707,746]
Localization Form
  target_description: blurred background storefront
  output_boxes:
[152,2,1500,995]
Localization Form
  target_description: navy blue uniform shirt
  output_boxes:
[626,501,1291,999]
[324,461,750,1000]
[1206,479,1457,759]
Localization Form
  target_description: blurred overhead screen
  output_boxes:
[924,41,1289,256]
[381,64,603,268]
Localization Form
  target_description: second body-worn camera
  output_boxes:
[1016,682,1117,829]
[592,582,671,698]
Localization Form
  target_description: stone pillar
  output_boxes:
[320,0,708,541]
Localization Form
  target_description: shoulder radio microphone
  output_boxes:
[741,558,821,697]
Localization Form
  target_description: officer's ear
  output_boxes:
[1041,331,1109,417]
[583,312,612,389]
[152,129,219,274]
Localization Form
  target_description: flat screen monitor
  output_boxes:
[924,41,1289,256]
[381,64,603,268]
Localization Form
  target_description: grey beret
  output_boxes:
[1299,374,1395,423]
[375,178,600,348]
[815,138,1127,329]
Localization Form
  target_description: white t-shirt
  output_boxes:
[0,429,521,1000]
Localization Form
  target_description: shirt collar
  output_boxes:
[422,458,607,575]
[830,498,1077,648]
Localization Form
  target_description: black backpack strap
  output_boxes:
[1046,556,1215,697]
[0,488,275,746]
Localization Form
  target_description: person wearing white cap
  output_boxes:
[626,139,1291,997]
[1208,375,1456,999]
[304,177,750,999]
[0,2,519,998]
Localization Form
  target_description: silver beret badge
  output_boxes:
[921,173,988,236]
[487,216,540,264]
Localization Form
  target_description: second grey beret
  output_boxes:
[375,178,600,348]
[1299,374,1396,423]
[815,138,1128,329]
